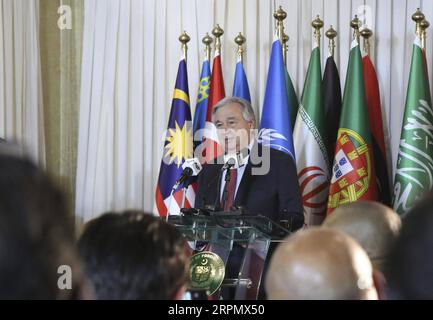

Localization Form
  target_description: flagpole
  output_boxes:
[325,26,337,57]
[350,15,361,43]
[273,6,286,43]
[202,33,213,62]
[282,32,289,66]
[311,15,324,48]
[234,32,246,63]
[212,24,224,54]
[412,8,425,38]
[179,31,190,62]
[180,31,190,210]
[273,6,287,63]
[360,27,373,56]
[420,19,430,50]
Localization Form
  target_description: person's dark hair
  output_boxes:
[385,193,433,299]
[77,211,189,300]
[0,155,83,299]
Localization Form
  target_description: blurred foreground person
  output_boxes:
[323,201,401,299]
[323,201,401,270]
[386,194,433,299]
[78,211,189,300]
[0,155,89,299]
[265,228,379,300]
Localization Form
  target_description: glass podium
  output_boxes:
[167,212,292,300]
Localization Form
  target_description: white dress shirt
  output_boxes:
[219,140,254,202]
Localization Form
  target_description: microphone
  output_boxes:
[221,152,244,171]
[221,157,236,171]
[172,158,202,190]
[213,153,245,210]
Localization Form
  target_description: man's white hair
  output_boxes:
[212,96,256,126]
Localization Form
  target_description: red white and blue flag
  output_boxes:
[197,48,225,163]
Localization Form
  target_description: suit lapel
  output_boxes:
[204,163,223,208]
[234,142,261,206]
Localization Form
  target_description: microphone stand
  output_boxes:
[166,167,194,222]
[181,187,187,209]
[166,187,176,222]
[213,167,232,211]
[167,183,190,222]
[214,158,235,211]
[222,168,232,211]
[181,177,192,209]
[213,170,223,211]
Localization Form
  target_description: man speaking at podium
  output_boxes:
[195,96,303,229]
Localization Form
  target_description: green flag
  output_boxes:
[393,36,433,215]
[285,68,299,131]
[327,40,378,214]
[294,43,330,226]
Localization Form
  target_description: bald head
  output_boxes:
[265,228,377,300]
[323,201,401,271]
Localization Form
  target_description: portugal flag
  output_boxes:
[327,40,377,214]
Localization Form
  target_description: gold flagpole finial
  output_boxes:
[234,32,246,62]
[282,32,289,66]
[325,26,338,57]
[350,15,361,42]
[179,31,190,62]
[420,19,430,49]
[273,6,287,44]
[412,8,425,37]
[311,15,324,47]
[212,24,224,53]
[360,27,373,56]
[202,33,213,62]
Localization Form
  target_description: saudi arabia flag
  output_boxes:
[327,39,378,214]
[393,36,433,215]
[294,42,330,226]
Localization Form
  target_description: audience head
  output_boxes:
[265,228,378,300]
[0,154,86,299]
[386,194,433,299]
[78,211,189,300]
[323,201,401,272]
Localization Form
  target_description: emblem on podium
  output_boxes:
[189,251,225,295]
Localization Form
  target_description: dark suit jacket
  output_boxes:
[195,143,304,225]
